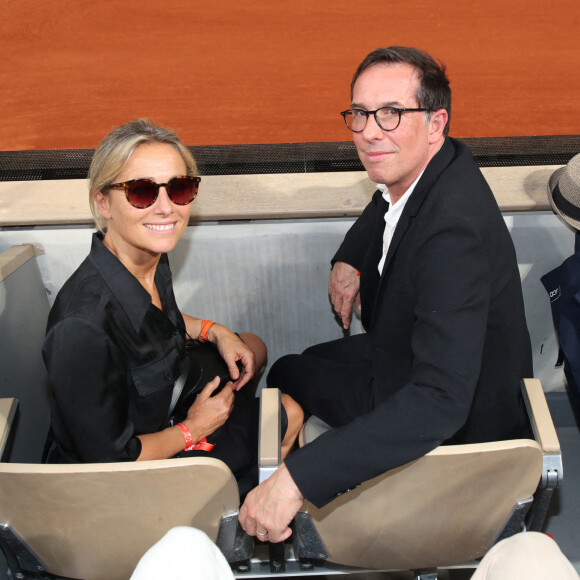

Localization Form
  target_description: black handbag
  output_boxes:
[168,339,239,425]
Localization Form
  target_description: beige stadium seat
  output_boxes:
[0,390,284,580]
[294,378,562,576]
[0,395,257,580]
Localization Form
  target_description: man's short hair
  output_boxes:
[351,46,451,136]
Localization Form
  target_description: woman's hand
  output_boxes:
[182,315,256,390]
[183,376,235,440]
[209,325,255,390]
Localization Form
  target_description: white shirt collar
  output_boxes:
[377,170,425,274]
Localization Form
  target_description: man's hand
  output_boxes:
[238,463,304,543]
[329,261,361,329]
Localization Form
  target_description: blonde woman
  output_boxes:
[43,119,302,493]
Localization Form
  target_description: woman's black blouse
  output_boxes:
[42,233,186,463]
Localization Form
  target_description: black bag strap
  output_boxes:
[167,355,189,425]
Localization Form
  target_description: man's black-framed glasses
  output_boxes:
[341,107,431,133]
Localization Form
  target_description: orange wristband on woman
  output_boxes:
[197,320,215,343]
[176,423,214,452]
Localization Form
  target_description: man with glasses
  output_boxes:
[239,46,532,543]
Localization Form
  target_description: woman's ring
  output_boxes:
[257,530,268,537]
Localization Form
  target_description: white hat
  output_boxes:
[548,153,580,230]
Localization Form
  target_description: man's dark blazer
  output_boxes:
[285,137,533,507]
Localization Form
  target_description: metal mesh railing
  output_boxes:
[0,135,579,181]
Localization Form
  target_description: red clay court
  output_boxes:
[1,0,579,151]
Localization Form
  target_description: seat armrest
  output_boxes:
[0,398,19,459]
[521,378,562,493]
[0,245,36,283]
[258,388,281,483]
[521,379,560,454]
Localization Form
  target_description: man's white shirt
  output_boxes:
[377,170,425,275]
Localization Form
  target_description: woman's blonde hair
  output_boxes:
[88,119,197,230]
